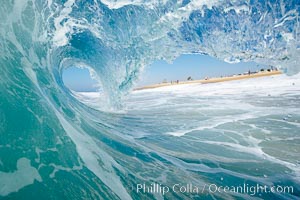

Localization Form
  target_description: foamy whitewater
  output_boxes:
[73,74,300,199]
[0,0,300,199]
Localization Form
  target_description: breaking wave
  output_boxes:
[0,0,299,199]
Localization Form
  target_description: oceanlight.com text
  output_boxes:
[136,183,294,196]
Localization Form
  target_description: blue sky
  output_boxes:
[63,54,266,91]
[63,67,98,92]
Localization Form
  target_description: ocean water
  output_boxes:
[72,74,300,199]
[0,0,300,199]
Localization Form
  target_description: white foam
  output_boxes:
[52,0,76,46]
[224,5,250,14]
[165,112,260,137]
[0,158,41,196]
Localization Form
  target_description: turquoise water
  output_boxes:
[73,75,300,199]
[0,0,300,199]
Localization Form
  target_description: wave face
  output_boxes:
[0,0,300,199]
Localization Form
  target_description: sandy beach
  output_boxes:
[135,70,282,90]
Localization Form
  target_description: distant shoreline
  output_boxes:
[135,70,282,91]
